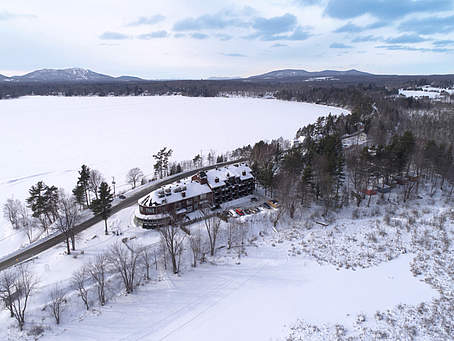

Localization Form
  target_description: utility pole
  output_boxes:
[112,176,116,196]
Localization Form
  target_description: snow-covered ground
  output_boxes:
[399,86,454,99]
[2,183,452,340]
[0,96,349,257]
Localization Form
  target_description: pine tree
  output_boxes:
[76,165,91,207]
[44,185,59,221]
[27,181,53,229]
[153,147,173,178]
[72,184,86,208]
[90,182,114,235]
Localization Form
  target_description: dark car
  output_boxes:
[262,202,271,209]
[119,194,126,199]
[250,197,258,202]
[244,209,252,215]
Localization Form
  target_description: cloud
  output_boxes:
[191,32,209,39]
[295,0,322,5]
[252,13,297,35]
[246,14,310,41]
[376,44,452,53]
[325,0,452,20]
[335,21,388,33]
[335,23,363,33]
[221,52,247,57]
[286,26,311,40]
[330,42,353,48]
[174,33,186,38]
[127,15,165,26]
[0,11,36,20]
[137,30,168,39]
[173,9,249,31]
[433,39,454,46]
[216,34,233,41]
[385,34,428,44]
[271,43,288,47]
[351,35,382,43]
[398,15,454,34]
[99,31,130,40]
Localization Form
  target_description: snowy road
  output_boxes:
[0,159,244,270]
[42,245,436,341]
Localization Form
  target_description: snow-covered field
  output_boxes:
[1,185,451,340]
[0,96,348,256]
[399,86,454,99]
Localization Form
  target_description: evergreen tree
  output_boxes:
[153,147,173,178]
[72,184,86,208]
[27,181,55,229]
[90,182,114,235]
[76,165,91,207]
[44,185,59,221]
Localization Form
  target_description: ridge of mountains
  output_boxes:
[0,68,144,83]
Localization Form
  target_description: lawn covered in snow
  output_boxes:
[0,95,348,256]
[2,186,452,340]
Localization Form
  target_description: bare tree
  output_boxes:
[140,248,153,280]
[126,167,144,189]
[88,254,109,306]
[237,221,249,259]
[10,264,39,331]
[202,210,221,256]
[226,220,239,250]
[0,268,17,317]
[55,190,80,254]
[89,169,104,200]
[3,198,22,230]
[72,267,90,310]
[48,284,66,325]
[189,228,202,267]
[108,242,140,294]
[159,224,186,274]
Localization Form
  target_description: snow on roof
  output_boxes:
[205,163,253,188]
[139,180,211,207]
[138,163,253,207]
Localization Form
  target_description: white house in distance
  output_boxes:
[135,163,255,228]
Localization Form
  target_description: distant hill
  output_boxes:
[1,68,144,83]
[247,69,373,81]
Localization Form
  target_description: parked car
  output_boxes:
[118,194,126,199]
[262,202,271,209]
[255,206,262,212]
[228,209,237,217]
[250,208,258,214]
[244,208,252,215]
[267,200,279,208]
[235,208,245,216]
[250,197,258,202]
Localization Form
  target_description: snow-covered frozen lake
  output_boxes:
[0,95,348,254]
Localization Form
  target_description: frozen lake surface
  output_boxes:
[0,96,348,253]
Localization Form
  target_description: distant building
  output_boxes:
[136,163,255,228]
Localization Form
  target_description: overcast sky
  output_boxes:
[1,0,454,78]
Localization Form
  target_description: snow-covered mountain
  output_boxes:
[248,69,372,80]
[1,68,144,82]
